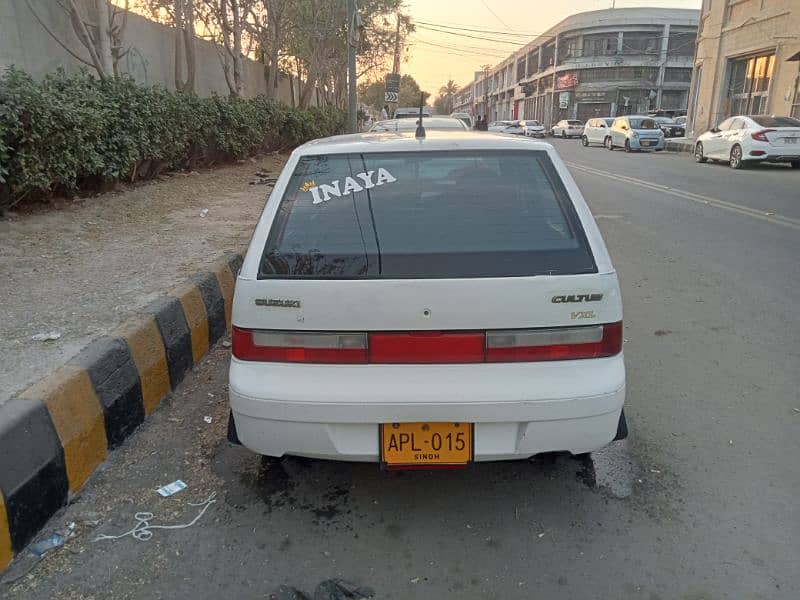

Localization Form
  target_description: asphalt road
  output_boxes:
[3,140,798,600]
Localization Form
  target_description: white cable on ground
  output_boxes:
[93,492,217,542]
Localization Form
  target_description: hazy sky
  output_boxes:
[402,0,701,95]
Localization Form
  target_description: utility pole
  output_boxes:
[347,0,358,133]
[482,64,491,120]
[392,12,402,75]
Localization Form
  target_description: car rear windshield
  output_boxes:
[567,120,582,125]
[259,150,596,279]
[750,115,800,127]
[629,118,657,129]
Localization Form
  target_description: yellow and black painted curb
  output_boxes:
[0,253,243,572]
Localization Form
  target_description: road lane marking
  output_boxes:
[565,161,800,231]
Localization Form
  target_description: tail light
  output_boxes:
[487,322,621,362]
[751,129,775,142]
[233,323,623,364]
[232,327,367,363]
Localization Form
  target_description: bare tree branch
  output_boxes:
[22,0,95,68]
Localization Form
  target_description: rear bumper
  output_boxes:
[632,138,665,150]
[228,356,626,460]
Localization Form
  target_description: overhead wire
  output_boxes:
[415,24,527,46]
[479,0,512,30]
[413,37,514,58]
[414,20,542,38]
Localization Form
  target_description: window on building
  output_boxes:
[664,68,693,83]
[583,34,618,57]
[622,33,661,55]
[517,58,527,82]
[661,89,688,110]
[562,38,580,59]
[725,53,775,117]
[667,30,696,57]
[527,51,538,77]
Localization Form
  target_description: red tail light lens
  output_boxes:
[751,129,775,142]
[232,323,623,364]
[486,322,622,362]
[232,327,368,363]
[369,332,485,363]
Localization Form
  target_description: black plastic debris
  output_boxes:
[270,579,375,600]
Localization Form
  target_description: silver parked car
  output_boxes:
[606,116,665,152]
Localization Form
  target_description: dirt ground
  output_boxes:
[0,154,287,406]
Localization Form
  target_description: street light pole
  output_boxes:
[347,0,358,133]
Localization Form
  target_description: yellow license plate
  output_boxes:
[380,422,473,466]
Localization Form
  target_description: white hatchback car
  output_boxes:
[694,115,800,169]
[228,131,626,467]
[582,118,614,147]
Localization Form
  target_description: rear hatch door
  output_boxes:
[235,148,620,335]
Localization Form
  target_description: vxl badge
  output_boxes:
[255,298,302,308]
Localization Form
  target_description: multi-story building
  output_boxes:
[688,0,800,136]
[454,7,699,128]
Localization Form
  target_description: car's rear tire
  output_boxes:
[624,140,632,153]
[605,137,613,150]
[729,144,744,169]
[581,135,589,147]
[694,142,707,163]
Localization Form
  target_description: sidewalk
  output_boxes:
[0,154,285,407]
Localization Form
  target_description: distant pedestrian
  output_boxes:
[381,105,389,119]
[474,115,482,130]
[480,116,489,131]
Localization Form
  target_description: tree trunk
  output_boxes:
[231,0,243,97]
[94,0,115,76]
[184,0,196,92]
[174,0,184,90]
[64,0,107,79]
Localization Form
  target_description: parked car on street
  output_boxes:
[693,115,800,169]
[394,106,432,119]
[581,118,614,147]
[486,120,542,136]
[653,116,685,138]
[369,117,468,132]
[522,120,546,138]
[551,119,584,138]
[229,130,626,467]
[449,112,473,128]
[606,116,665,152]
[487,120,514,132]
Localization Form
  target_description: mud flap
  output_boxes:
[227,410,241,445]
[613,409,628,441]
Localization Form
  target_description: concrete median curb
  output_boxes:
[665,138,694,153]
[0,252,243,572]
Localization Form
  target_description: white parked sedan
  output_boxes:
[522,120,546,138]
[228,130,626,468]
[694,115,800,169]
[551,119,584,138]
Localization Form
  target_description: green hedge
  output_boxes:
[0,68,346,208]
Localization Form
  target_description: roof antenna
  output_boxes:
[415,92,426,139]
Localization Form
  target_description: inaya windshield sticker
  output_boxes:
[308,168,397,204]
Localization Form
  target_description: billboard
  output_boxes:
[555,72,578,90]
